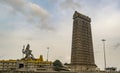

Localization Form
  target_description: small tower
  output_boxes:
[39,55,44,62]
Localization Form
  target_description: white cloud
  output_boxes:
[86,2,120,70]
[0,0,53,30]
[60,0,80,10]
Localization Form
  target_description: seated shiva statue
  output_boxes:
[22,44,35,60]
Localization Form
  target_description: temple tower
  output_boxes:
[71,11,96,71]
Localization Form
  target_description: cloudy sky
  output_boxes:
[0,0,120,70]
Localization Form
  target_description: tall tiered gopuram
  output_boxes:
[71,11,96,71]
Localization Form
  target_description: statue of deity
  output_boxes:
[22,44,35,60]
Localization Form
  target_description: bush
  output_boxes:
[53,60,63,71]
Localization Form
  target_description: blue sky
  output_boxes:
[0,0,120,70]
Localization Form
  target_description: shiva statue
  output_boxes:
[22,44,35,60]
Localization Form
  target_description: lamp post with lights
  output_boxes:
[102,39,107,70]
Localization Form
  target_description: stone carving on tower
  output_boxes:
[71,11,97,71]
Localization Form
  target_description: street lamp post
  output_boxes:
[47,47,49,61]
[102,39,107,70]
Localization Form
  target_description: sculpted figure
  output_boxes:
[22,44,35,60]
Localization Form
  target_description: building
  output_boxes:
[71,11,96,71]
[0,55,52,72]
[0,44,53,72]
[0,44,71,73]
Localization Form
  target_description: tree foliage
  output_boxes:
[53,60,63,71]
